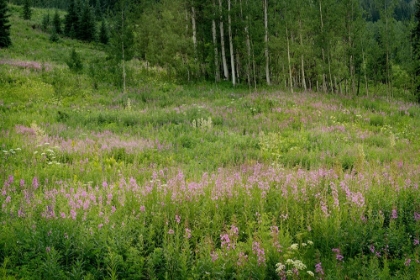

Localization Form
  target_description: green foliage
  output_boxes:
[52,10,61,34]
[0,0,11,47]
[66,48,83,73]
[41,11,50,31]
[99,19,108,45]
[21,0,31,20]
[1,5,420,280]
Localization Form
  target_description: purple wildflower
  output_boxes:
[391,208,398,219]
[315,262,324,275]
[32,177,39,190]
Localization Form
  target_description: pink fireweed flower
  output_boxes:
[414,239,419,246]
[414,212,420,221]
[140,205,145,212]
[369,245,375,253]
[5,196,11,203]
[175,215,181,224]
[315,262,324,275]
[168,229,174,235]
[391,209,398,219]
[111,205,116,213]
[18,208,25,217]
[7,175,14,185]
[332,248,344,261]
[19,179,25,187]
[70,209,77,220]
[252,241,266,266]
[98,224,103,229]
[32,177,39,190]
[46,247,51,253]
[230,225,239,236]
[220,233,231,249]
[405,258,411,266]
[60,212,66,219]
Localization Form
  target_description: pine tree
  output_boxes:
[0,0,11,48]
[64,0,79,38]
[66,48,83,72]
[78,4,96,42]
[412,1,420,102]
[41,12,50,32]
[52,10,62,34]
[22,0,32,20]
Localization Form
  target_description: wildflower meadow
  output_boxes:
[1,5,420,280]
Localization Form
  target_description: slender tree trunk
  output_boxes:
[299,19,307,91]
[121,8,126,94]
[228,0,236,86]
[241,0,252,87]
[212,0,220,82]
[319,0,327,92]
[286,28,293,93]
[219,0,229,80]
[191,6,197,54]
[264,0,270,85]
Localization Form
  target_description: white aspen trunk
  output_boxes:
[299,19,307,91]
[212,0,220,82]
[219,0,229,80]
[191,6,197,53]
[264,0,270,85]
[241,0,252,87]
[228,0,236,86]
[121,9,126,94]
[286,28,293,93]
[319,0,327,92]
[362,47,368,96]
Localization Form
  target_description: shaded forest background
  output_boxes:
[7,0,420,100]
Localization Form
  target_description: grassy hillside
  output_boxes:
[1,5,420,279]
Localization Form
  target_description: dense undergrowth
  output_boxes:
[1,5,420,280]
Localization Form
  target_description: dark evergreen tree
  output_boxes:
[22,0,32,20]
[52,10,62,34]
[412,0,420,102]
[64,0,80,38]
[94,0,102,19]
[99,19,108,44]
[66,48,83,72]
[49,28,59,42]
[41,12,50,31]
[78,4,96,42]
[0,0,11,48]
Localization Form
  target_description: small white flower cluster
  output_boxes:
[275,241,315,278]
[192,117,212,130]
[286,259,307,270]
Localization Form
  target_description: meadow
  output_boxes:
[1,5,420,280]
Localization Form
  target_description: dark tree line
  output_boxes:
[0,0,11,48]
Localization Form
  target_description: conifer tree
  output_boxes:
[78,4,96,42]
[52,10,62,34]
[0,0,11,48]
[412,0,420,102]
[41,12,50,32]
[22,0,32,20]
[64,0,79,38]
